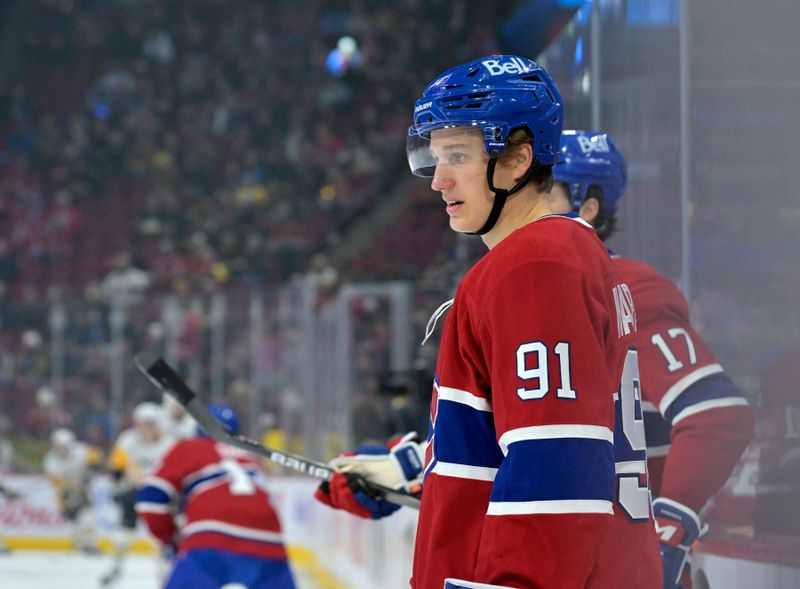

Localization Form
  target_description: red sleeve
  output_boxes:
[627,262,754,512]
[135,441,196,545]
[470,259,619,587]
[661,404,754,512]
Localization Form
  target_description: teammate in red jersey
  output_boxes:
[316,56,662,589]
[135,404,296,589]
[549,130,755,588]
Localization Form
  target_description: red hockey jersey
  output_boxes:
[135,437,288,560]
[613,257,754,512]
[412,216,661,589]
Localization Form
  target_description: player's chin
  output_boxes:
[449,217,478,234]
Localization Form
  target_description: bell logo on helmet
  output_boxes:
[482,56,533,77]
[577,134,610,154]
[415,101,433,114]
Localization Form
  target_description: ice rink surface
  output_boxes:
[0,551,323,589]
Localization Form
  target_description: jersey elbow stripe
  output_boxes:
[659,364,724,415]
[431,461,498,481]
[487,499,613,516]
[136,485,172,505]
[491,438,615,503]
[663,371,748,425]
[142,476,177,498]
[671,397,751,425]
[435,402,504,469]
[135,502,172,514]
[498,424,613,455]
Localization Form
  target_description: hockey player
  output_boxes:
[136,404,296,589]
[43,428,103,553]
[548,130,755,588]
[161,395,197,441]
[107,403,175,556]
[316,55,662,588]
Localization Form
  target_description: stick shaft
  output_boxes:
[134,353,421,510]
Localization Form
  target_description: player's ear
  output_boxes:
[513,142,534,182]
[578,196,601,226]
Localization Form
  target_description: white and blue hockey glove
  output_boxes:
[329,431,425,494]
[314,432,425,520]
[653,497,708,589]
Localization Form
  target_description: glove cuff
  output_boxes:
[392,442,424,481]
[653,497,703,547]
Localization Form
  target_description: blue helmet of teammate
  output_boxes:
[407,55,563,235]
[205,403,240,436]
[553,130,627,215]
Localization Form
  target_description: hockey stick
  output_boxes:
[99,554,123,588]
[133,352,421,510]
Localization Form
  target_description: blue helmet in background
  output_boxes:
[553,130,627,215]
[407,55,563,177]
[205,403,240,436]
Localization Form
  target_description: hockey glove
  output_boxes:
[653,497,708,589]
[329,431,425,493]
[315,471,402,519]
[314,432,425,519]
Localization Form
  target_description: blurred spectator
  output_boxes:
[100,251,152,303]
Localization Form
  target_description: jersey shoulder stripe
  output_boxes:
[672,397,750,425]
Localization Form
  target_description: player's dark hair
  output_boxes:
[585,185,618,241]
[498,128,553,193]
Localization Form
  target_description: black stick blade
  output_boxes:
[134,352,195,406]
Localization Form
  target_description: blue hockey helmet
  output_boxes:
[205,403,240,436]
[407,55,563,177]
[553,130,627,214]
[407,55,563,235]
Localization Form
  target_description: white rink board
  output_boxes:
[1,474,417,589]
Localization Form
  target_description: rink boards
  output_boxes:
[3,474,798,589]
[0,474,416,589]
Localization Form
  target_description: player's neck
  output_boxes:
[481,192,551,250]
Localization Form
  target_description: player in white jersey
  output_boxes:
[161,395,197,441]
[43,428,103,552]
[107,403,175,551]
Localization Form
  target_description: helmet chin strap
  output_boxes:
[467,157,536,236]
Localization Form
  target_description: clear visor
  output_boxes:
[406,125,488,177]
